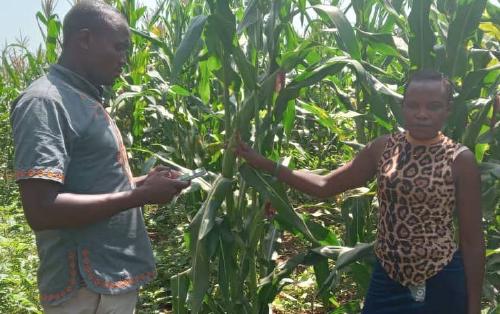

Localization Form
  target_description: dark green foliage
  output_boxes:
[0,0,499,313]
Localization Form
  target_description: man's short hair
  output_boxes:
[62,0,124,47]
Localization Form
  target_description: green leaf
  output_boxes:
[486,247,500,257]
[378,0,408,30]
[36,12,48,26]
[237,0,258,34]
[198,59,211,103]
[486,2,500,26]
[45,18,60,63]
[196,176,233,241]
[282,100,296,138]
[236,91,257,140]
[169,85,192,97]
[330,301,361,314]
[232,46,257,89]
[278,41,318,72]
[190,233,218,314]
[481,181,499,220]
[313,242,374,295]
[130,27,174,60]
[171,15,208,81]
[146,0,167,27]
[217,222,236,311]
[304,216,341,246]
[480,162,500,178]
[239,164,318,244]
[297,100,337,132]
[257,253,307,307]
[313,258,332,304]
[460,64,500,101]
[314,5,361,60]
[271,57,401,131]
[408,0,436,69]
[350,262,372,293]
[171,269,190,314]
[1,52,20,88]
[188,176,233,313]
[207,1,236,54]
[357,29,401,58]
[445,0,488,77]
[437,0,457,16]
[462,99,492,150]
[313,242,374,270]
[341,191,372,245]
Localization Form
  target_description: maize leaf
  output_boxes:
[239,164,317,244]
[171,15,208,81]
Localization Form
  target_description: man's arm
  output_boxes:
[453,150,485,314]
[235,135,388,198]
[19,170,189,231]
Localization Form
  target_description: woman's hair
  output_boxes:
[403,70,454,103]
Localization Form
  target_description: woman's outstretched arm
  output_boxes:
[235,135,388,198]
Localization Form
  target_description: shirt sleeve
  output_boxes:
[11,97,73,184]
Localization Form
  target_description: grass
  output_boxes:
[0,191,364,314]
[0,197,194,314]
[138,203,192,313]
[0,203,41,314]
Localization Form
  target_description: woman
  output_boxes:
[235,70,484,314]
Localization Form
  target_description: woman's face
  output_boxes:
[402,80,451,140]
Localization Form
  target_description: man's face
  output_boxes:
[86,16,130,86]
[402,80,451,140]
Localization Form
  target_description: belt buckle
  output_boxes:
[408,283,426,302]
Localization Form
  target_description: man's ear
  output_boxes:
[75,28,91,50]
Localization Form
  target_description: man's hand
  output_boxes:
[136,170,189,204]
[149,165,181,179]
[134,166,180,187]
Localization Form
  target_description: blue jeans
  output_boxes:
[362,251,467,314]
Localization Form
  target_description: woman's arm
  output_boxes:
[453,150,485,314]
[235,136,388,198]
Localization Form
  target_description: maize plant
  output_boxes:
[0,0,499,313]
[104,0,499,312]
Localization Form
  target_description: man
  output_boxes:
[10,1,188,312]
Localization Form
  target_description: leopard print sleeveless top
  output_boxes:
[374,131,466,286]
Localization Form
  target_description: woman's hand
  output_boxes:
[234,136,274,172]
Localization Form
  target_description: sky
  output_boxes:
[1,0,499,53]
[0,0,158,52]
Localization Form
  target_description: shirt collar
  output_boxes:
[49,64,104,102]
